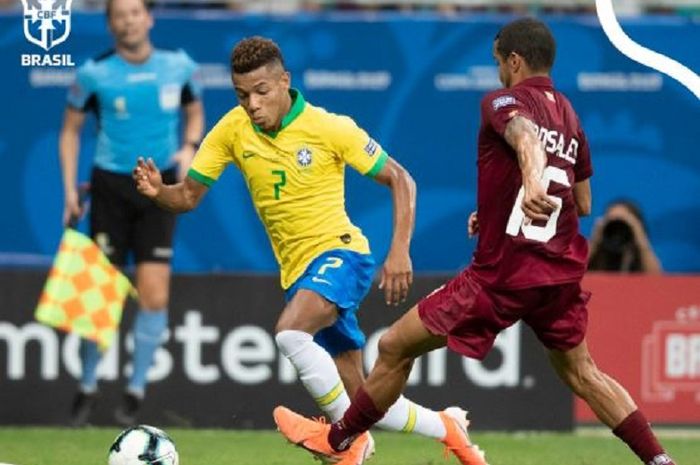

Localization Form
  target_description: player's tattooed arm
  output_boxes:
[504,115,557,221]
[504,115,545,183]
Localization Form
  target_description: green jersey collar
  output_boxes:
[252,88,305,138]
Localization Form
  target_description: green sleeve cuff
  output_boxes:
[365,150,388,178]
[187,168,215,187]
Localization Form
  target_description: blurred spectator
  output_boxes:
[0,0,20,10]
[226,0,315,13]
[588,200,662,274]
[7,0,690,15]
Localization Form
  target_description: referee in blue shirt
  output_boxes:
[59,0,204,426]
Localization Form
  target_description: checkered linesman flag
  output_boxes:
[35,229,136,350]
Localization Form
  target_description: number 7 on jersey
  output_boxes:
[272,169,286,200]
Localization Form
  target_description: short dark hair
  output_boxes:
[231,37,285,74]
[106,0,151,19]
[495,18,556,72]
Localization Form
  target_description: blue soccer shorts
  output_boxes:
[285,249,375,357]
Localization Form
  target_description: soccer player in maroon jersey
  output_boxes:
[273,18,676,465]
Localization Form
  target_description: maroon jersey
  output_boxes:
[471,76,593,289]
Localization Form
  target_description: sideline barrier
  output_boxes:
[5,271,698,427]
[1,270,570,430]
[576,274,700,425]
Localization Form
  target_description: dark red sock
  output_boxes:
[612,410,674,465]
[328,387,385,452]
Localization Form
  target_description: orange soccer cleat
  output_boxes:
[273,406,373,465]
[439,407,489,465]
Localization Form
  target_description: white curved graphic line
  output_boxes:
[596,0,700,100]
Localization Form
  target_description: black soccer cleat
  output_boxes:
[114,392,142,427]
[69,391,97,427]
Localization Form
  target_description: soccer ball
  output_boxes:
[108,425,179,465]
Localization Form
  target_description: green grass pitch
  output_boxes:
[0,427,697,465]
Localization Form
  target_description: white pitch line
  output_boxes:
[595,0,700,100]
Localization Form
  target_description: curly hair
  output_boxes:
[231,37,285,74]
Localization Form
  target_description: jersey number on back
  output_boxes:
[505,166,570,243]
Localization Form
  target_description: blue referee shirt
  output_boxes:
[67,48,202,173]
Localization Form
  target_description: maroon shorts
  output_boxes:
[418,267,591,360]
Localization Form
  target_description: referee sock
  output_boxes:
[78,338,101,393]
[275,330,351,421]
[376,395,446,439]
[613,410,675,465]
[128,309,168,395]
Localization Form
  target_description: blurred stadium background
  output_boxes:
[0,0,699,463]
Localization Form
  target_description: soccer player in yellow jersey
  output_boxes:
[134,37,484,464]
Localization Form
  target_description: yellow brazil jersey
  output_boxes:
[188,89,388,289]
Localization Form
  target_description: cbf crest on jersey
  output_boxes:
[296,147,313,168]
[21,0,72,51]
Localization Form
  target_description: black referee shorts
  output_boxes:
[90,167,176,267]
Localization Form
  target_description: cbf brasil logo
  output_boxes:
[296,147,313,168]
[20,0,75,66]
[22,0,71,50]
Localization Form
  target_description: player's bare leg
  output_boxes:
[333,346,464,443]
[549,339,675,465]
[350,306,489,465]
[334,350,365,398]
[275,306,488,465]
[361,306,445,411]
[276,289,338,334]
[115,262,170,425]
[276,291,460,441]
[548,340,635,427]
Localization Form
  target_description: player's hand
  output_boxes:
[171,144,196,182]
[467,211,479,238]
[133,157,163,199]
[62,188,84,227]
[379,247,413,307]
[522,177,557,222]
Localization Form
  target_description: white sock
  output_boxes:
[275,330,447,438]
[275,330,351,421]
[377,396,446,439]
